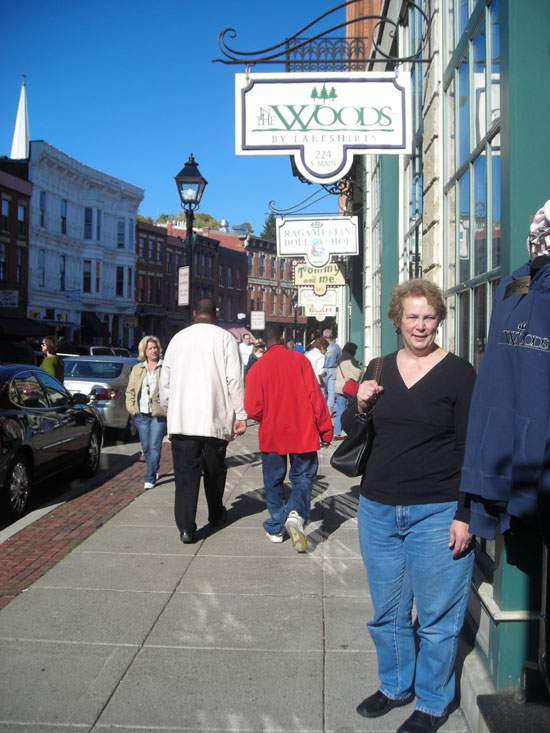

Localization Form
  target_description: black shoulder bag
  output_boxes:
[330,357,384,477]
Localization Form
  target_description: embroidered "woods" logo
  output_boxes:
[499,322,550,351]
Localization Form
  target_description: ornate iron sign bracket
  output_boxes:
[213,0,430,69]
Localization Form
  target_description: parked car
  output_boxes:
[58,345,115,357]
[0,365,103,520]
[63,356,138,439]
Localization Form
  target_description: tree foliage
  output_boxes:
[137,214,155,224]
[194,213,220,229]
[260,212,277,240]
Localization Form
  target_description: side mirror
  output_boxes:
[71,392,90,405]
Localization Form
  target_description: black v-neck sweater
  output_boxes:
[348,351,476,519]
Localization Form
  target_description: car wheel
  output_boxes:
[2,453,31,519]
[122,414,138,442]
[80,428,101,477]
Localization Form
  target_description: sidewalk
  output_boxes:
[0,424,471,732]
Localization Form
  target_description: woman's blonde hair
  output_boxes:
[138,335,162,362]
[387,279,447,324]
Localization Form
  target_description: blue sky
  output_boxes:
[2,0,347,234]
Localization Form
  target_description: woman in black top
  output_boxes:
[344,280,476,733]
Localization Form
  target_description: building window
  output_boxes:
[209,254,213,278]
[227,295,232,320]
[248,251,253,274]
[84,207,92,239]
[138,274,145,301]
[236,268,241,289]
[37,248,45,288]
[17,204,25,236]
[16,247,23,283]
[228,265,233,288]
[117,218,125,248]
[443,0,501,368]
[259,254,265,276]
[270,291,276,315]
[270,258,275,277]
[95,261,101,292]
[83,259,91,293]
[166,250,172,273]
[157,241,162,262]
[175,252,181,269]
[201,252,206,274]
[59,255,66,291]
[96,209,102,240]
[0,244,5,281]
[279,260,284,279]
[60,199,67,234]
[128,268,133,299]
[219,264,224,286]
[218,294,224,319]
[139,236,145,258]
[1,200,8,231]
[156,276,162,304]
[39,191,46,228]
[116,266,124,296]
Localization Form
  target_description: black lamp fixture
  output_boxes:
[174,153,208,248]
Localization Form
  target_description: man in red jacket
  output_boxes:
[244,325,333,551]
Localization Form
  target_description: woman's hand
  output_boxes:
[448,520,473,557]
[356,379,384,413]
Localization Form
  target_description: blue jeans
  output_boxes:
[261,451,318,534]
[323,367,336,413]
[135,413,167,484]
[333,393,347,435]
[357,496,474,716]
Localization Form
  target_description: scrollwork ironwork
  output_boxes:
[214,0,429,68]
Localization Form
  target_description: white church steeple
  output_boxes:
[10,77,29,159]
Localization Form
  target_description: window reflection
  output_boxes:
[458,51,470,166]
[473,19,487,144]
[459,171,470,282]
[474,154,487,275]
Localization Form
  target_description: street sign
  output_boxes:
[250,311,265,330]
[178,266,189,306]
[293,260,346,296]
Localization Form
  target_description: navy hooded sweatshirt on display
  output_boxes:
[460,256,550,546]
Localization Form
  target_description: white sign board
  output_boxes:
[277,216,358,268]
[0,290,18,307]
[304,304,337,318]
[235,71,412,184]
[298,288,338,307]
[250,311,265,330]
[178,266,189,307]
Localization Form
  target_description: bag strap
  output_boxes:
[373,356,384,383]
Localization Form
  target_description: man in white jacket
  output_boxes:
[159,298,247,543]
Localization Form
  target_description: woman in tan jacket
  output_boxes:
[333,342,362,440]
[125,335,167,488]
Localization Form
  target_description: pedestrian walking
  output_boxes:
[125,335,167,490]
[40,336,64,381]
[305,337,328,385]
[239,332,254,366]
[333,341,361,440]
[244,325,333,551]
[159,298,247,544]
[321,329,342,414]
[244,339,265,377]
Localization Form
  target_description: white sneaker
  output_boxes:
[265,531,284,543]
[285,511,307,552]
[144,481,155,489]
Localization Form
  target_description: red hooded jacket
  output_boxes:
[244,344,333,453]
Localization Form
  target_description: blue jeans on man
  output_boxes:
[261,451,318,534]
[357,496,474,717]
[135,413,167,484]
[323,366,337,414]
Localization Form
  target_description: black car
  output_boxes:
[0,364,103,520]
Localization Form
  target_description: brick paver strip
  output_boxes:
[0,445,173,610]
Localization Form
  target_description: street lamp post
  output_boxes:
[174,154,207,313]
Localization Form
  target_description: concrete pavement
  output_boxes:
[0,424,472,732]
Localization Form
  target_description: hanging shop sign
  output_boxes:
[298,288,338,307]
[235,71,411,184]
[277,216,358,268]
[178,266,189,307]
[293,260,345,296]
[250,311,265,330]
[304,304,337,318]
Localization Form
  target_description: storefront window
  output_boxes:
[473,153,487,276]
[458,51,470,167]
[458,170,470,283]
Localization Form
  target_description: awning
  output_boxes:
[81,311,110,338]
[220,323,253,341]
[0,317,47,337]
